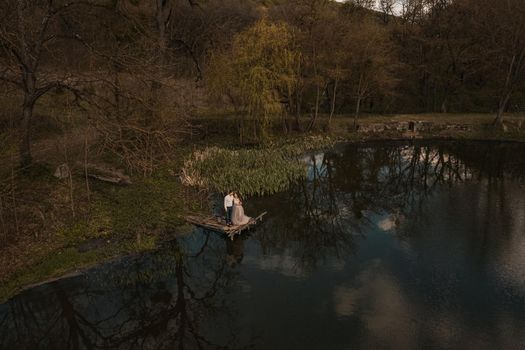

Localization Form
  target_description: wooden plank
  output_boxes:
[185,211,267,239]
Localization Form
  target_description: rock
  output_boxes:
[396,122,409,131]
[54,163,70,179]
[358,123,388,133]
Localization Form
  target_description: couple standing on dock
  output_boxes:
[224,192,251,226]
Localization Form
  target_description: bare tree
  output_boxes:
[473,0,525,125]
[0,0,104,167]
[346,18,398,127]
[378,0,399,23]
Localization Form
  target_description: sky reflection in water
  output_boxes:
[2,141,525,350]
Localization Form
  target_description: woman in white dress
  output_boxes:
[231,193,252,226]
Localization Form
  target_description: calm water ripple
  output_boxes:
[2,141,525,350]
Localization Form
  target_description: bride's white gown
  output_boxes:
[232,204,251,225]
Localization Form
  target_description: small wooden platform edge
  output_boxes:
[186,212,267,240]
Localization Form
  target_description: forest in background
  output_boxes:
[0,0,524,297]
[2,0,525,162]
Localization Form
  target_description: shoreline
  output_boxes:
[2,116,525,304]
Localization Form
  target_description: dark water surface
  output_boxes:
[2,141,525,350]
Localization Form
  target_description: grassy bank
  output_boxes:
[1,112,525,303]
[0,155,201,302]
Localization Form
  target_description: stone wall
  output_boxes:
[357,121,475,135]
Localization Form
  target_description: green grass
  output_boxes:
[0,232,169,303]
[0,245,119,303]
[181,135,336,196]
[0,160,201,303]
[91,177,186,235]
[2,111,525,303]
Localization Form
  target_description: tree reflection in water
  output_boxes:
[0,234,255,350]
[2,141,525,350]
[250,141,525,271]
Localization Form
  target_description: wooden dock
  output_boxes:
[186,212,267,240]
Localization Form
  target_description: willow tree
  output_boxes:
[208,19,300,143]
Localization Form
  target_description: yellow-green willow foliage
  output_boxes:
[208,19,300,143]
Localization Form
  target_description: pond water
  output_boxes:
[2,141,525,350]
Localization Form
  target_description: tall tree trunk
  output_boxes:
[354,73,364,130]
[295,87,302,131]
[84,130,91,205]
[20,96,35,167]
[493,54,517,126]
[253,115,257,142]
[0,196,6,241]
[328,78,338,126]
[295,62,302,131]
[310,45,319,131]
[494,91,511,126]
[281,113,288,135]
[149,0,169,124]
[10,162,19,237]
[354,95,362,130]
[441,97,448,114]
[239,114,244,145]
[284,83,293,134]
[113,68,122,122]
[156,0,168,58]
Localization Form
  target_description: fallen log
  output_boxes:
[76,162,132,186]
